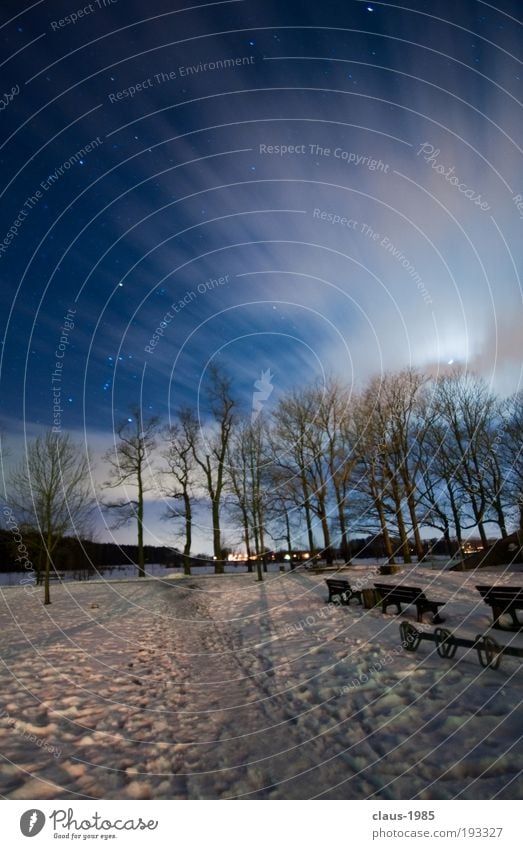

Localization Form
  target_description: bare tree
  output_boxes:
[227,416,278,580]
[161,416,200,575]
[265,474,302,566]
[498,391,523,529]
[272,389,318,557]
[430,372,500,550]
[226,421,255,572]
[0,428,9,501]
[381,369,428,561]
[102,408,159,577]
[312,378,357,563]
[350,386,398,563]
[186,367,236,573]
[9,430,93,604]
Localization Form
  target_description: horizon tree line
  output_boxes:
[2,365,523,598]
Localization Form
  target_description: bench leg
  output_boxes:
[492,606,507,630]
[327,592,346,605]
[492,606,510,631]
[416,606,433,623]
[491,606,523,630]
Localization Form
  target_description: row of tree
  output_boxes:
[0,531,183,574]
[101,366,523,579]
[3,366,523,600]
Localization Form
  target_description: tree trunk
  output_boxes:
[447,484,463,552]
[374,496,395,564]
[319,508,333,564]
[255,556,264,582]
[261,537,268,573]
[493,495,508,539]
[253,521,263,581]
[405,486,424,561]
[137,474,145,578]
[240,504,252,572]
[244,519,253,572]
[183,492,192,575]
[283,505,293,568]
[476,514,489,549]
[44,544,51,606]
[212,498,223,573]
[442,521,453,557]
[337,498,351,563]
[390,475,411,563]
[300,474,315,554]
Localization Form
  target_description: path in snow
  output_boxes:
[0,565,522,799]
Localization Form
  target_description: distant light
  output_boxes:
[447,359,454,364]
[367,5,374,10]
[118,283,123,287]
[127,417,133,422]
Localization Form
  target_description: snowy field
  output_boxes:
[0,561,287,585]
[0,563,522,800]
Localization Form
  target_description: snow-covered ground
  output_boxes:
[0,563,522,800]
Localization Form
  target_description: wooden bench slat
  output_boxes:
[374,583,444,624]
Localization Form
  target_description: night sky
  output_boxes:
[1,0,522,547]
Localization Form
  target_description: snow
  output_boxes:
[0,563,522,799]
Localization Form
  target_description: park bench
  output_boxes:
[325,579,362,605]
[36,571,65,585]
[374,582,445,623]
[476,585,523,631]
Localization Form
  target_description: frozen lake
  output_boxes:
[0,560,291,586]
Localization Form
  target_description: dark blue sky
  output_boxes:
[0,0,522,546]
